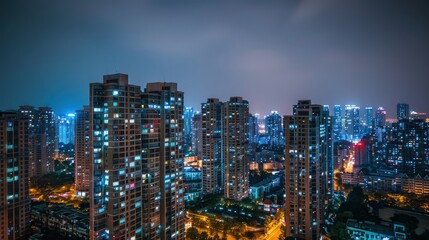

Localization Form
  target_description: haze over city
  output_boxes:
[1,0,429,116]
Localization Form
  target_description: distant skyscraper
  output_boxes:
[284,100,332,240]
[333,105,342,141]
[201,98,223,194]
[375,107,387,127]
[223,97,249,200]
[191,113,202,159]
[184,107,194,156]
[364,106,373,135]
[19,106,56,177]
[0,111,31,239]
[74,106,90,198]
[344,105,360,141]
[57,113,76,144]
[397,103,410,121]
[265,111,283,150]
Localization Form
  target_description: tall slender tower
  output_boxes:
[75,106,90,197]
[201,98,223,194]
[223,97,249,201]
[89,74,143,239]
[0,111,30,240]
[284,100,332,240]
[144,82,185,240]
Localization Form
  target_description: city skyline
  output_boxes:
[1,1,429,116]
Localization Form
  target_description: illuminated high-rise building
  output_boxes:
[201,98,223,194]
[284,100,332,240]
[184,107,194,156]
[191,113,202,159]
[397,103,410,121]
[333,105,342,141]
[57,113,76,144]
[19,106,56,177]
[74,106,90,198]
[344,105,360,141]
[388,119,429,175]
[265,111,283,150]
[375,107,386,127]
[223,97,249,200]
[364,106,373,135]
[0,111,31,240]
[89,74,143,239]
[144,82,185,240]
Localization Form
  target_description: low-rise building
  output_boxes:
[346,219,407,240]
[31,203,89,239]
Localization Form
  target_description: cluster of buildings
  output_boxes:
[2,72,427,240]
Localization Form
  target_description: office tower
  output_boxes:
[191,113,202,159]
[58,113,76,144]
[284,100,332,240]
[223,97,249,201]
[248,113,259,162]
[333,105,342,141]
[19,106,56,177]
[144,82,185,240]
[184,107,194,156]
[265,111,284,150]
[387,119,429,175]
[375,107,386,127]
[0,111,30,239]
[201,98,223,194]
[344,105,360,141]
[364,107,374,135]
[75,106,90,198]
[397,103,410,121]
[89,74,143,239]
[248,114,259,145]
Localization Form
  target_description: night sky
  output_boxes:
[1,0,429,117]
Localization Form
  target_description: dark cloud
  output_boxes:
[1,0,429,117]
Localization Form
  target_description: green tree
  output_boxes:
[199,231,210,240]
[330,221,350,240]
[186,227,200,240]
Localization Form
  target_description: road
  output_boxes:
[265,221,282,240]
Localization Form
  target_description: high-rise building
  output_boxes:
[201,98,223,194]
[375,107,387,127]
[184,107,194,156]
[265,111,283,150]
[387,119,429,175]
[19,106,56,177]
[89,74,143,239]
[284,100,332,240]
[191,113,202,159]
[344,105,360,141]
[74,106,90,198]
[333,105,342,141]
[57,113,76,144]
[0,111,31,239]
[144,82,185,240]
[397,103,410,121]
[223,97,249,201]
[364,107,374,135]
